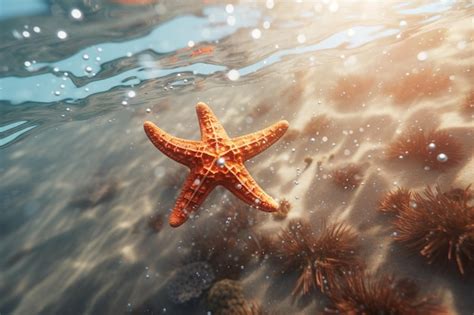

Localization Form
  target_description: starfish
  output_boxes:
[144,102,289,227]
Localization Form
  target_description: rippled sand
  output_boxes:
[0,1,473,314]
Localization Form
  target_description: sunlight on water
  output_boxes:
[0,0,473,314]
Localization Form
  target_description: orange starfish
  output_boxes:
[144,102,289,227]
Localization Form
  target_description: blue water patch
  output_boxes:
[0,123,37,146]
[398,0,454,14]
[0,4,260,105]
[0,0,48,20]
[0,120,27,132]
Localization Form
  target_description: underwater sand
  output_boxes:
[0,1,473,314]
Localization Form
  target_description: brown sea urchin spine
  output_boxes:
[272,220,361,298]
[387,129,463,170]
[377,187,412,215]
[394,185,474,275]
[324,272,448,315]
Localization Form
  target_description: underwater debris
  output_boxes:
[387,129,463,170]
[302,115,332,137]
[166,261,215,304]
[207,279,262,315]
[394,185,474,275]
[331,164,364,191]
[324,271,448,315]
[272,199,292,220]
[303,156,313,170]
[377,187,412,215]
[147,213,164,233]
[272,220,361,298]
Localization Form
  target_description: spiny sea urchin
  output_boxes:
[394,185,474,275]
[331,164,364,191]
[324,271,448,315]
[377,187,412,215]
[272,220,361,298]
[387,129,463,170]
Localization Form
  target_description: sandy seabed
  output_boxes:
[0,1,473,315]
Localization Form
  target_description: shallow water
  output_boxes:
[0,1,473,314]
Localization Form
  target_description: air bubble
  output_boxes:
[227,69,240,81]
[417,51,428,61]
[57,30,68,40]
[437,153,448,163]
[297,34,306,44]
[70,8,83,20]
[251,28,262,39]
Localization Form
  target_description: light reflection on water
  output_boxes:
[0,0,473,314]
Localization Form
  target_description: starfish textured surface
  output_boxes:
[144,102,289,227]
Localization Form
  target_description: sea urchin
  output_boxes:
[324,271,448,315]
[394,185,474,275]
[272,220,361,298]
[377,187,412,215]
[387,129,463,170]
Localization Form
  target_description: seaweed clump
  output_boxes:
[394,185,473,275]
[207,279,262,315]
[324,272,448,315]
[271,220,361,298]
[387,129,463,170]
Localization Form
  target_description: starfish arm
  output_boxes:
[222,165,279,212]
[169,168,216,227]
[231,120,289,161]
[196,102,229,142]
[144,121,204,166]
